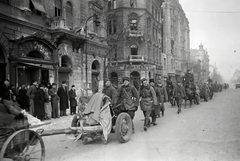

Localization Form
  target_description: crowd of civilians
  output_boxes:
[0,79,78,121]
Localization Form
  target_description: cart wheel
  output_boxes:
[115,112,132,143]
[71,114,80,127]
[0,129,45,161]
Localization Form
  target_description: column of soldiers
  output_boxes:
[102,77,169,132]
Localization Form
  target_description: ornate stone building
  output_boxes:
[190,44,210,83]
[162,0,190,82]
[105,0,164,86]
[0,0,108,95]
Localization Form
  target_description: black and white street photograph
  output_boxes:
[0,0,240,161]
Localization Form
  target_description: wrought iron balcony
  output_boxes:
[129,55,144,62]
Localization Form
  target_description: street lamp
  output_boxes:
[84,14,100,96]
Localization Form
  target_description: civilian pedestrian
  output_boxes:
[44,87,52,120]
[57,81,69,116]
[34,84,45,120]
[27,81,38,115]
[69,85,77,115]
[19,85,29,111]
[49,83,59,118]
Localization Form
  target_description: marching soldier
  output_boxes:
[173,80,186,114]
[140,78,158,131]
[117,76,139,133]
[149,79,162,125]
[157,80,168,117]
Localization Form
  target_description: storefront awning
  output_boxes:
[18,62,53,70]
[31,0,46,13]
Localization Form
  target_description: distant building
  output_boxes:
[105,0,164,86]
[162,0,190,82]
[0,0,108,95]
[190,44,210,83]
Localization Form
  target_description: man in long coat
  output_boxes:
[173,81,186,114]
[57,81,69,116]
[49,83,59,118]
[34,84,45,120]
[140,78,158,131]
[27,81,38,115]
[69,85,77,115]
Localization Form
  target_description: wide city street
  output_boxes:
[41,88,240,161]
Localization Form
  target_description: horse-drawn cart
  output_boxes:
[0,93,133,161]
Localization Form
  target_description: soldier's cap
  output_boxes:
[141,78,147,83]
[62,80,67,84]
[149,78,155,83]
[71,85,75,87]
[52,83,57,86]
[177,80,181,83]
[122,76,130,82]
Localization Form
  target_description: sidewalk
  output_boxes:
[32,109,74,131]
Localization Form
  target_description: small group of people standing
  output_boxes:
[0,79,78,121]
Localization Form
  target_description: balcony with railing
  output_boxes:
[51,17,69,30]
[128,30,144,37]
[129,55,144,62]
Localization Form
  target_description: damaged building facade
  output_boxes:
[0,0,108,95]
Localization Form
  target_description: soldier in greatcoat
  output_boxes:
[157,80,168,117]
[117,76,139,133]
[140,78,158,131]
[173,81,186,114]
[57,81,69,116]
[149,79,162,125]
[102,78,118,107]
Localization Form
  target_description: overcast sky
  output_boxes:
[179,0,240,82]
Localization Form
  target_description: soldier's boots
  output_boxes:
[144,118,150,131]
[151,116,157,126]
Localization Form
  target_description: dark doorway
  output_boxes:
[41,70,49,87]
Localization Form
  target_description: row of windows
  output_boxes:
[107,0,137,10]
[0,0,74,28]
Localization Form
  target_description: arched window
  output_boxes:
[55,0,62,17]
[131,44,138,55]
[27,51,44,59]
[66,1,73,29]
[61,55,72,68]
